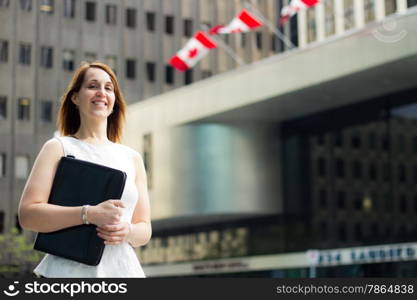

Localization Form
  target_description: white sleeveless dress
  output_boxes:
[33,136,146,278]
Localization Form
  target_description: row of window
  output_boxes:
[317,158,417,182]
[0,41,213,85]
[0,153,30,179]
[315,130,417,153]
[318,189,417,213]
[318,221,412,242]
[307,0,405,43]
[0,96,52,122]
[0,0,194,36]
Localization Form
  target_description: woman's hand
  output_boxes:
[96,222,131,245]
[87,200,125,227]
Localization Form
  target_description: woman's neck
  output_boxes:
[74,120,109,144]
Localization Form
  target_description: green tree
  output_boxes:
[0,229,43,278]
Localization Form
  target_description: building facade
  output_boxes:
[123,1,417,277]
[0,0,283,233]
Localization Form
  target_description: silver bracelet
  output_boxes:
[81,205,90,225]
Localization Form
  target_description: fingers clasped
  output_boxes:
[96,222,131,245]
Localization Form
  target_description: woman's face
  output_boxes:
[72,67,116,120]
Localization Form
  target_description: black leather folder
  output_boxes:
[33,155,127,266]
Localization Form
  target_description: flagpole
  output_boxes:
[243,1,296,50]
[200,25,246,66]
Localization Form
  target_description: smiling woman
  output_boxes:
[17,62,152,278]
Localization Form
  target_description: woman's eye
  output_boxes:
[106,87,113,91]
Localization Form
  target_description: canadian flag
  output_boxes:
[280,0,320,25]
[169,31,217,71]
[209,9,263,35]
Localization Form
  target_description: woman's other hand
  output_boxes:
[96,222,131,245]
[87,200,125,227]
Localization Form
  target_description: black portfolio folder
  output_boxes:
[33,155,127,266]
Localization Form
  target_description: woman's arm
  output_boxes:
[18,138,125,233]
[18,138,85,232]
[127,151,152,247]
[96,151,152,247]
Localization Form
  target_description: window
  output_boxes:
[85,1,96,22]
[336,159,345,178]
[105,55,117,72]
[398,135,405,152]
[184,19,192,37]
[0,153,5,177]
[351,131,361,148]
[368,132,377,150]
[0,0,9,8]
[415,196,417,213]
[126,8,136,28]
[354,223,362,240]
[318,158,326,177]
[20,0,32,11]
[40,100,52,122]
[385,0,397,15]
[143,134,152,189]
[0,40,8,62]
[306,6,317,43]
[369,162,377,180]
[84,52,96,63]
[62,49,75,71]
[184,69,193,85]
[19,43,31,65]
[354,193,362,210]
[400,195,407,212]
[353,160,362,179]
[201,70,212,79]
[319,189,327,208]
[0,96,6,120]
[165,15,174,34]
[319,222,327,240]
[364,0,375,23]
[40,46,53,68]
[146,12,155,31]
[271,34,277,52]
[409,0,417,8]
[344,0,355,30]
[146,62,155,82]
[105,4,117,25]
[15,155,29,179]
[40,0,54,14]
[325,0,335,36]
[256,32,263,49]
[0,211,4,233]
[17,98,30,121]
[165,65,174,84]
[333,130,343,147]
[126,59,136,79]
[337,191,345,209]
[338,222,347,242]
[317,133,325,145]
[63,0,75,18]
[399,164,406,183]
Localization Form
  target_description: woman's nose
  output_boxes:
[96,87,106,96]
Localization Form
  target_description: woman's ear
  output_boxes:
[71,93,79,107]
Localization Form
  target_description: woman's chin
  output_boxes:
[87,111,111,119]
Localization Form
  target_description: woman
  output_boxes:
[18,62,151,277]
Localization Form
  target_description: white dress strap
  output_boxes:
[54,136,73,157]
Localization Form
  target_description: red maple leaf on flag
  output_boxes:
[188,48,198,58]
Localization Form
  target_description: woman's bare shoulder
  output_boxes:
[40,138,64,158]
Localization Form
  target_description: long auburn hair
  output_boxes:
[57,62,126,143]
